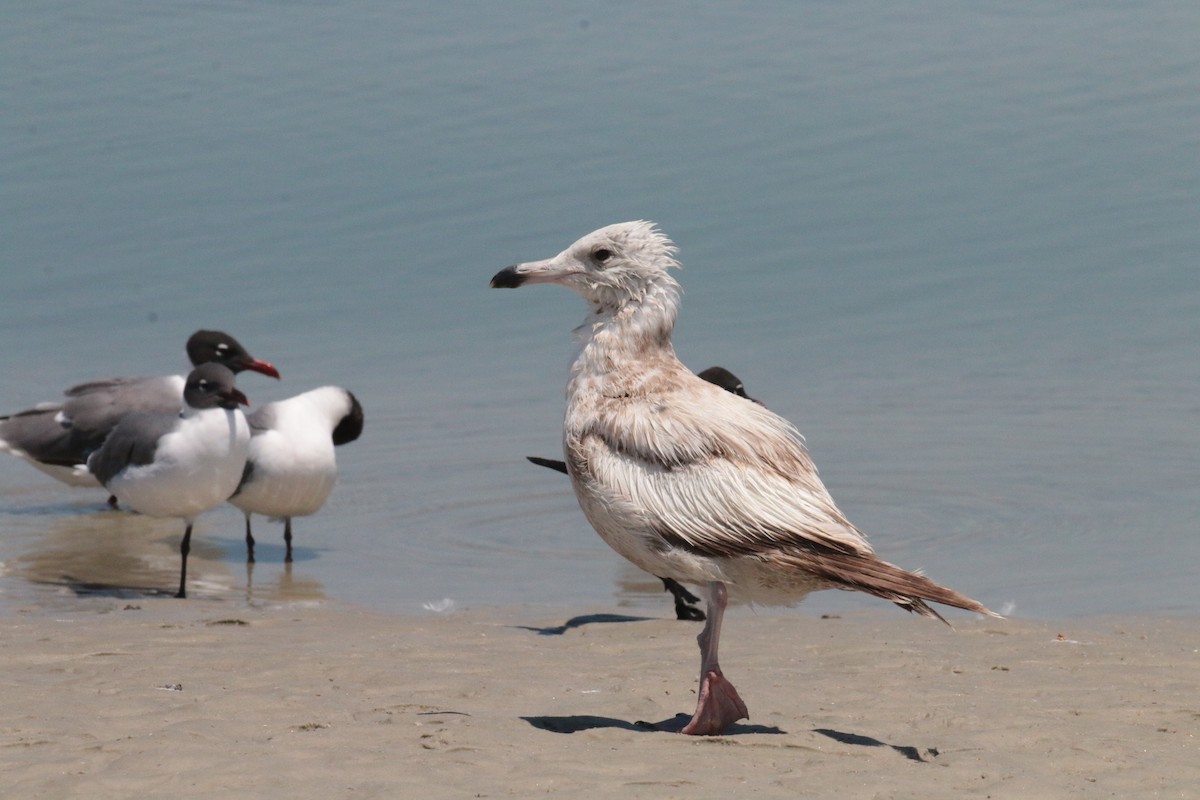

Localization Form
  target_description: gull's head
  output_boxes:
[490,221,679,311]
[183,363,249,411]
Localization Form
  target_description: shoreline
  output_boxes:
[2,598,1197,798]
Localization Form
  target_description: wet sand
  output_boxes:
[1,600,1197,798]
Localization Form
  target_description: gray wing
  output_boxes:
[0,406,94,466]
[0,375,183,467]
[244,403,279,435]
[61,375,184,433]
[87,412,180,487]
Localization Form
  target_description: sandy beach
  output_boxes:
[1,598,1196,799]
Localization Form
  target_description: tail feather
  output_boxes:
[778,548,1001,625]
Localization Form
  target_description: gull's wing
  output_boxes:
[244,401,280,435]
[86,412,180,487]
[2,376,184,468]
[567,370,1000,619]
[566,374,875,559]
[0,405,86,466]
[61,375,184,434]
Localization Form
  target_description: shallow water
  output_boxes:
[2,2,1197,618]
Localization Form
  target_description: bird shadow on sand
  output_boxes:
[38,577,177,599]
[511,613,657,636]
[522,718,932,753]
[522,713,784,735]
[812,728,936,763]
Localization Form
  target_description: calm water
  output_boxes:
[2,2,1197,619]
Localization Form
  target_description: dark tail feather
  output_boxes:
[527,456,569,475]
[782,549,1002,626]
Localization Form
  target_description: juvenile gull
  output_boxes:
[528,452,705,621]
[492,221,999,735]
[0,330,278,500]
[528,366,758,622]
[85,363,252,598]
[228,386,364,563]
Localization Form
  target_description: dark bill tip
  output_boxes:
[225,388,250,408]
[490,265,527,289]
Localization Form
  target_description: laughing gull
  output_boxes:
[492,221,999,735]
[0,330,278,502]
[85,363,252,598]
[227,386,364,563]
[527,366,758,622]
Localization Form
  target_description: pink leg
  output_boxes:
[680,581,748,735]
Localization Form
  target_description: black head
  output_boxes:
[183,363,249,411]
[697,366,749,399]
[332,391,364,446]
[186,330,281,379]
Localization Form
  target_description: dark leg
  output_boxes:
[176,522,193,599]
[107,494,119,509]
[680,581,748,735]
[283,518,294,563]
[244,515,256,563]
[661,577,706,621]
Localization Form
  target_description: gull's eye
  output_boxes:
[592,247,613,264]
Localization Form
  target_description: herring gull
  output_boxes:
[527,366,759,622]
[491,221,999,735]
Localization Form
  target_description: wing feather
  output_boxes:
[567,376,874,559]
